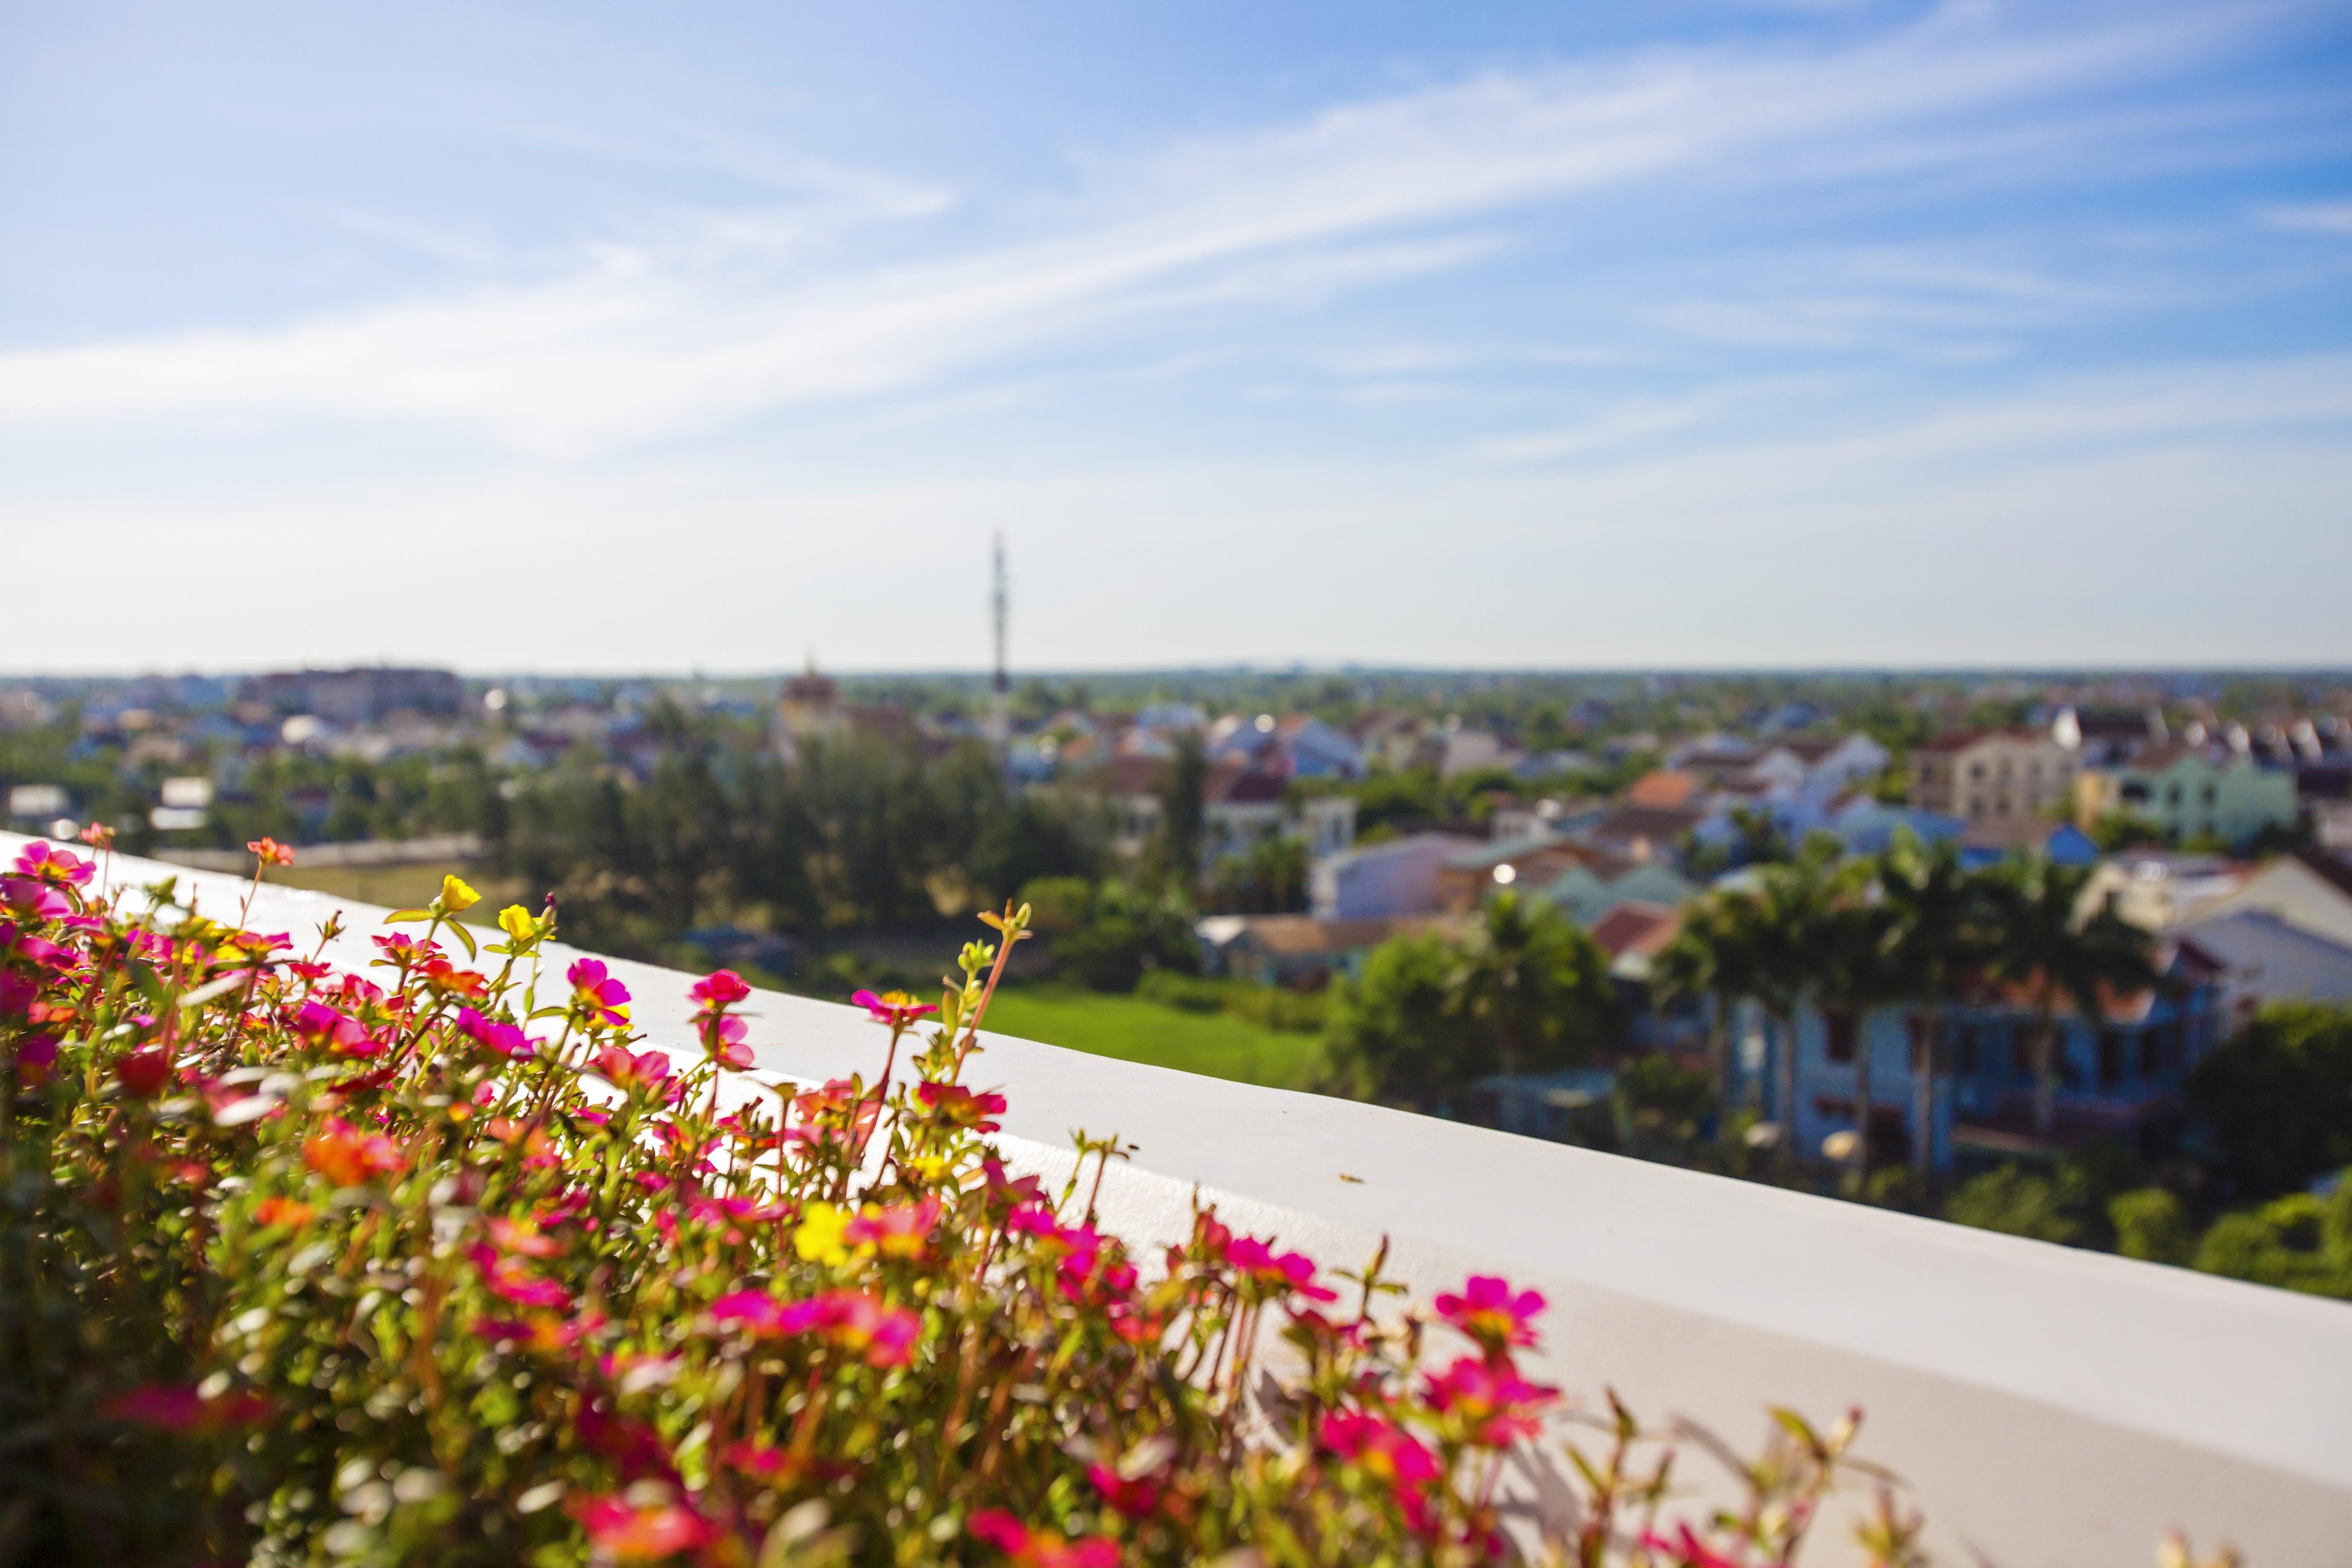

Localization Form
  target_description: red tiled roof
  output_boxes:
[1588,901,1680,960]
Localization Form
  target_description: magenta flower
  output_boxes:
[844,1196,942,1260]
[591,1045,674,1097]
[690,968,752,1011]
[852,988,938,1027]
[289,999,375,1057]
[916,1080,1005,1132]
[1422,1355,1559,1445]
[566,957,631,1027]
[456,1006,534,1060]
[968,1511,1121,1568]
[101,1383,270,1433]
[1320,1408,1441,1488]
[0,877,69,922]
[468,1242,572,1310]
[1227,1236,1339,1303]
[1433,1274,1546,1355]
[13,843,92,887]
[703,1011,754,1069]
[565,1494,712,1563]
[12,1035,58,1087]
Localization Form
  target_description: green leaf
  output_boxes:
[384,909,432,924]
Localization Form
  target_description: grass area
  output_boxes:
[267,860,528,929]
[979,984,1328,1092]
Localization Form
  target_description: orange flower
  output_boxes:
[246,837,296,868]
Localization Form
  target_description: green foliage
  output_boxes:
[2192,1184,2352,1298]
[1614,1055,1714,1142]
[1023,881,1198,994]
[1205,836,1309,915]
[2109,1188,2197,1266]
[1135,971,1326,1033]
[979,986,1327,1091]
[1945,1166,2085,1245]
[2188,1002,2352,1200]
[1324,894,1618,1110]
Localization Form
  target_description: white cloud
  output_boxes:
[2261,199,2352,235]
[0,3,2291,454]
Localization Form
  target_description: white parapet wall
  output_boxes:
[15,834,2352,1566]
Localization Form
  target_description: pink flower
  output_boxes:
[702,1011,754,1069]
[1422,1355,1558,1445]
[1433,1275,1546,1355]
[1643,1525,1747,1568]
[0,877,69,922]
[245,837,296,868]
[690,969,751,1010]
[1227,1236,1339,1304]
[0,971,33,1017]
[852,988,937,1027]
[289,998,376,1057]
[456,1006,534,1060]
[14,1036,60,1087]
[567,957,631,1027]
[916,1081,1005,1132]
[1320,1408,1442,1489]
[844,1196,941,1260]
[101,1383,270,1433]
[14,843,93,887]
[783,1289,923,1366]
[468,1242,572,1311]
[592,1046,674,1098]
[967,1511,1121,1568]
[1087,1461,1164,1520]
[565,1494,712,1564]
[486,1216,562,1258]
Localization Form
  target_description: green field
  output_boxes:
[268,860,526,929]
[978,985,1327,1091]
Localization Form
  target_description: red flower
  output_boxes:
[565,1494,712,1563]
[115,1048,171,1099]
[303,1118,405,1187]
[852,988,937,1027]
[1433,1275,1546,1355]
[916,1081,1006,1133]
[968,1510,1121,1568]
[245,837,296,868]
[102,1383,270,1433]
[1422,1355,1558,1445]
[253,1197,315,1228]
[567,958,631,1027]
[1087,1461,1164,1519]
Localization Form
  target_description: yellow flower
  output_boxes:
[793,1201,851,1266]
[439,873,481,913]
[911,1154,951,1183]
[498,904,536,944]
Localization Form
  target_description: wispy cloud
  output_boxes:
[2261,199,2352,235]
[0,3,2301,454]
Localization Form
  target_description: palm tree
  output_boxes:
[1876,832,1993,1188]
[1983,853,2158,1140]
[1811,877,1902,1186]
[1650,892,1755,1117]
[1745,844,1848,1163]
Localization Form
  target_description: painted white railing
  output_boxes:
[17,834,2352,1567]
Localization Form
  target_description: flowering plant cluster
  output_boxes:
[3,836,1960,1566]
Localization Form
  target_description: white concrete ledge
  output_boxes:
[18,834,2352,1567]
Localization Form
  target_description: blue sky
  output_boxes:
[3,1,2349,673]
